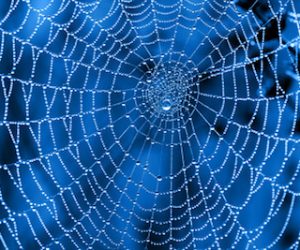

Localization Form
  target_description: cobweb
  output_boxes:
[0,0,300,249]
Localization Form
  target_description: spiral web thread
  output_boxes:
[0,0,300,249]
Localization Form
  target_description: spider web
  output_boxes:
[0,0,300,249]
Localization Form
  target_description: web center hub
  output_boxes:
[146,66,189,117]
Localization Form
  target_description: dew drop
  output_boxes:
[161,99,172,111]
